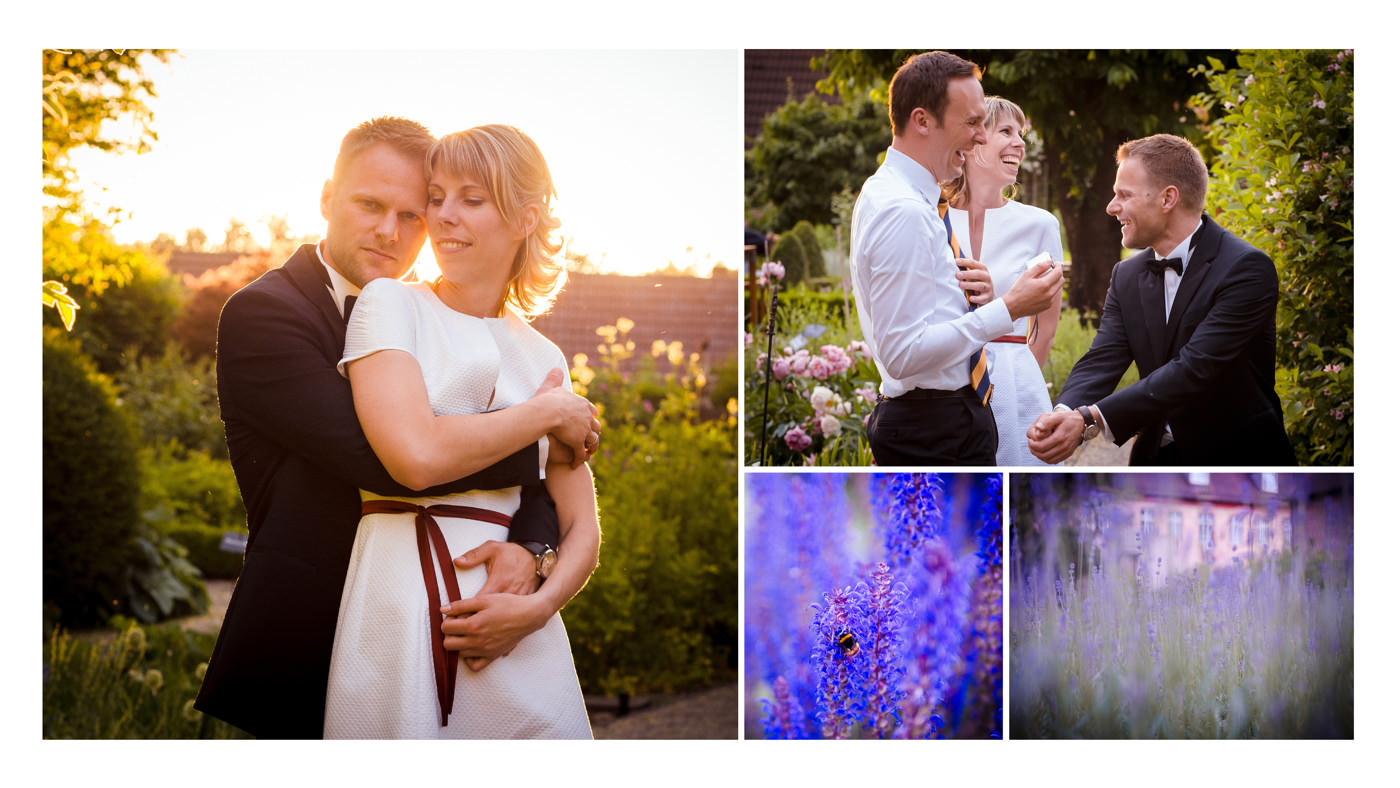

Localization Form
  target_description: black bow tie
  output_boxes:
[1147,257,1183,277]
[343,294,358,323]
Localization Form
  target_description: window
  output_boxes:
[1229,513,1245,546]
[1168,510,1182,543]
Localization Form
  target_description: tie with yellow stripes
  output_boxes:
[939,198,992,406]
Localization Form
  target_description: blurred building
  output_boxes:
[1092,473,1353,584]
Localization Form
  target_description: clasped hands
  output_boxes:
[1027,408,1088,464]
[442,540,553,671]
[532,368,600,468]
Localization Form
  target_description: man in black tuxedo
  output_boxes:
[1028,134,1293,466]
[194,118,600,738]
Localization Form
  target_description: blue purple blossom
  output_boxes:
[747,472,1002,739]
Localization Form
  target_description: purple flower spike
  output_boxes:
[758,675,805,739]
[809,585,874,738]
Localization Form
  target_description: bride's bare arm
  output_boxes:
[347,349,597,490]
[439,460,601,664]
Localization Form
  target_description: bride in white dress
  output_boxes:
[946,97,1065,466]
[324,125,598,738]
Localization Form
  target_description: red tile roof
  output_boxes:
[744,49,838,146]
[531,271,739,372]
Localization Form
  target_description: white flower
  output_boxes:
[820,414,842,437]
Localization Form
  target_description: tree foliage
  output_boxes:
[42,214,182,372]
[172,252,276,360]
[43,49,174,211]
[745,92,889,232]
[1194,50,1354,464]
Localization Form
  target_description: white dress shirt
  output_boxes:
[849,147,1013,398]
[315,241,362,320]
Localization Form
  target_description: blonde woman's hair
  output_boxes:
[426,124,565,319]
[943,96,1029,209]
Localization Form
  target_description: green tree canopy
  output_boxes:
[43,49,174,212]
[745,92,889,232]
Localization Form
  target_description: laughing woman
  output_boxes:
[945,96,1065,466]
[324,125,598,738]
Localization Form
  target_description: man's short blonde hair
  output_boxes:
[1117,134,1209,214]
[331,116,435,188]
[427,124,565,319]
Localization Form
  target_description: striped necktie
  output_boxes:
[939,198,992,406]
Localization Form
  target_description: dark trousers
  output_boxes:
[866,386,997,466]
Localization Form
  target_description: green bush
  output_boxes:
[44,328,211,628]
[567,396,738,696]
[43,218,182,374]
[770,231,812,285]
[791,220,825,278]
[43,327,143,627]
[1195,50,1353,465]
[745,92,889,231]
[139,443,247,579]
[43,620,250,738]
[116,346,226,459]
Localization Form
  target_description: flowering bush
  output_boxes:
[1194,50,1353,465]
[1009,474,1353,738]
[746,473,1002,739]
[746,277,881,465]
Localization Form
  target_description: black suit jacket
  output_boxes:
[194,245,559,738]
[1059,215,1293,465]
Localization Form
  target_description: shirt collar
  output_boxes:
[884,147,943,207]
[315,241,361,317]
[1158,218,1204,272]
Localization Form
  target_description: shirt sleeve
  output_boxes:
[338,279,418,377]
[859,196,1013,381]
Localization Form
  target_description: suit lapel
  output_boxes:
[1134,252,1170,367]
[1165,215,1220,346]
[285,244,348,346]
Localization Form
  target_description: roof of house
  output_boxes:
[165,251,246,280]
[744,49,837,146]
[531,270,739,372]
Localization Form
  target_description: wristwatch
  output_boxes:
[519,541,558,580]
[1076,406,1101,443]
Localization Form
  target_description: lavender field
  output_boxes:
[745,473,1002,739]
[1009,473,1353,739]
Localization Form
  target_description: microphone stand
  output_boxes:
[759,282,779,466]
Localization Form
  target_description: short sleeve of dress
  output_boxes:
[338,279,420,378]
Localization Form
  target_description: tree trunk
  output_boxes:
[1060,145,1125,326]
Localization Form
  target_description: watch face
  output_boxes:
[538,550,558,578]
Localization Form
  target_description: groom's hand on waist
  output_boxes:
[455,541,541,596]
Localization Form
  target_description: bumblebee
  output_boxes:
[837,631,859,657]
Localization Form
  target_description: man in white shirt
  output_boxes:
[851,51,1063,465]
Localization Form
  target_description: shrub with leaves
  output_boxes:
[563,334,738,697]
[1194,50,1353,465]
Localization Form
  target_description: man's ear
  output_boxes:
[1160,184,1181,213]
[320,179,335,221]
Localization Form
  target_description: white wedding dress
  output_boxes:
[949,200,1063,466]
[323,278,591,739]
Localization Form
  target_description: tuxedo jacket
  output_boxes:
[194,245,559,738]
[1058,215,1293,465]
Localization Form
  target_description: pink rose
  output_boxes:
[784,426,812,451]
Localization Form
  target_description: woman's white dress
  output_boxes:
[323,278,591,739]
[949,200,1062,466]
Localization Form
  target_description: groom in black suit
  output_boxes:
[1028,134,1293,465]
[195,118,600,737]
